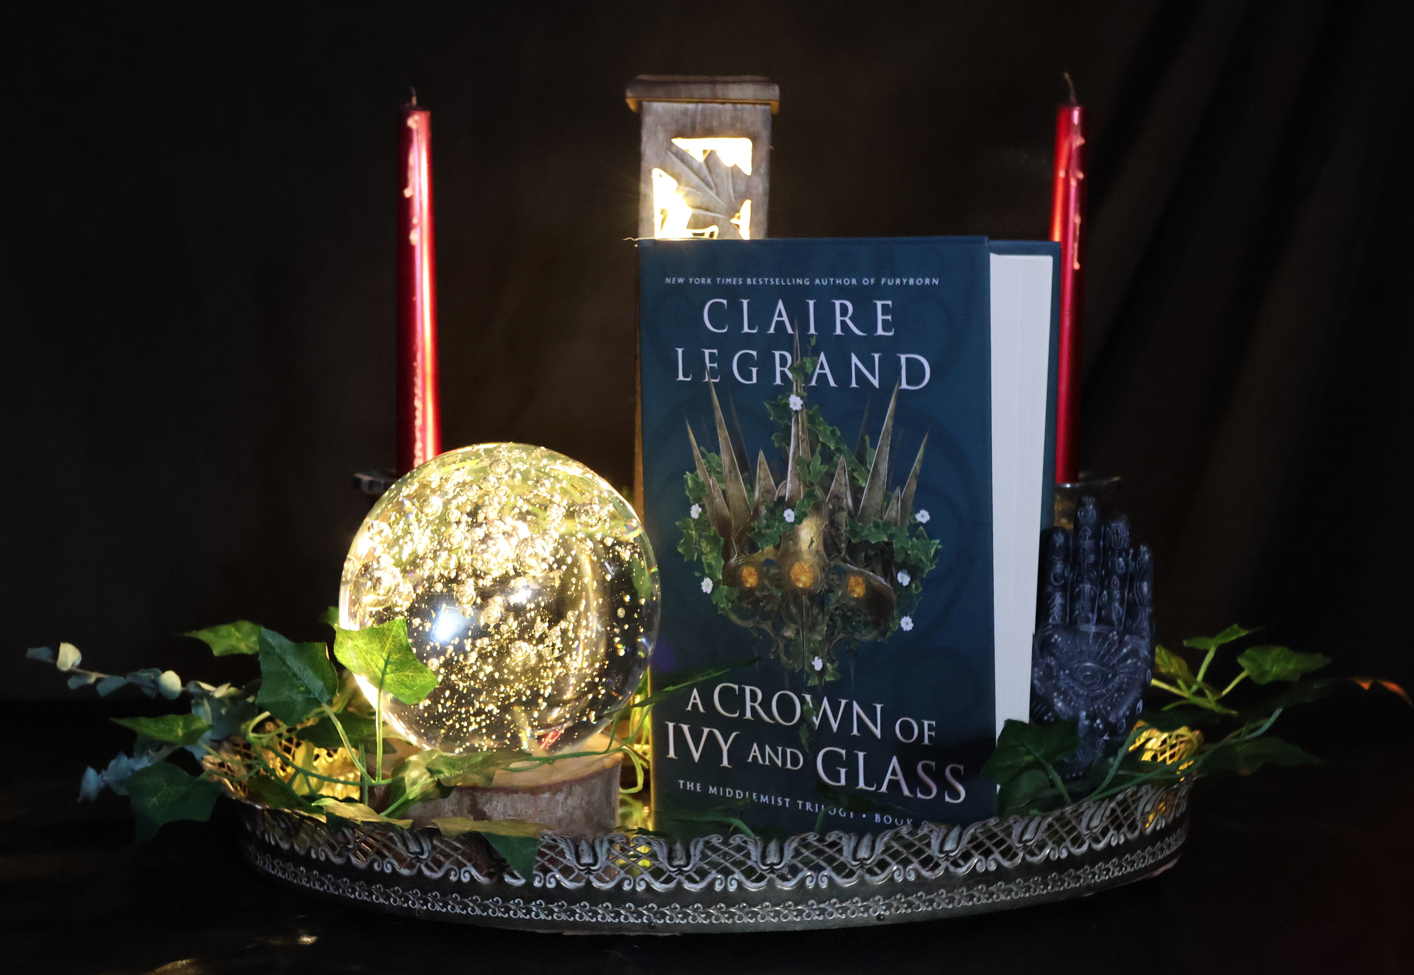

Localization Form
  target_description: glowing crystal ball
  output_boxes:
[338,443,659,755]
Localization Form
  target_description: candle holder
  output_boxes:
[353,469,396,498]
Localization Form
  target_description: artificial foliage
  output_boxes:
[983,624,1409,816]
[27,617,1406,856]
[27,611,725,872]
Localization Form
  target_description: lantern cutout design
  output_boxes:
[626,76,779,242]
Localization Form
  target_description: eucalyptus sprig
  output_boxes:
[28,614,446,838]
[983,625,1409,818]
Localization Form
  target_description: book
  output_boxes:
[637,236,1059,833]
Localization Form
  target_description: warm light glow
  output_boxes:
[339,444,659,755]
[730,200,752,240]
[1130,723,1203,769]
[652,168,719,240]
[740,565,760,588]
[847,575,866,599]
[671,137,754,175]
[652,138,754,240]
[789,562,816,589]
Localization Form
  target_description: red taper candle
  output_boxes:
[396,95,442,474]
[1049,77,1087,485]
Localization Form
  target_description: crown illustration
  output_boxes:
[677,354,937,683]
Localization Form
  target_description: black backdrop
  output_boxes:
[3,0,1413,698]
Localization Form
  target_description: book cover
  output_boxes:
[638,237,1057,834]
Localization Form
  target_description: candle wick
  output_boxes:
[1062,72,1078,106]
[409,86,418,107]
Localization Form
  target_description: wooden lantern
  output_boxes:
[626,75,779,241]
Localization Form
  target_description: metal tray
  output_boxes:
[235,780,1189,933]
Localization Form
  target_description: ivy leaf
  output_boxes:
[243,773,319,814]
[385,750,529,813]
[126,762,222,840]
[325,668,360,711]
[312,798,412,828]
[630,560,656,602]
[1182,625,1259,652]
[1198,737,1317,776]
[1237,645,1331,684]
[385,751,442,810]
[256,629,337,725]
[185,621,261,656]
[981,719,1079,788]
[332,619,438,706]
[683,470,706,503]
[293,712,380,751]
[56,642,82,672]
[1235,676,1408,724]
[709,583,740,611]
[654,797,756,838]
[749,510,789,551]
[487,834,542,879]
[425,750,527,787]
[112,714,212,746]
[698,534,725,580]
[847,517,894,545]
[997,768,1052,817]
[432,818,544,878]
[432,816,545,838]
[676,520,698,562]
[1246,679,1344,720]
[319,606,340,627]
[1153,645,1194,682]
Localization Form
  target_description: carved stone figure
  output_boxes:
[1031,498,1155,772]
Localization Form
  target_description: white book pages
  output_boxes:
[990,253,1056,739]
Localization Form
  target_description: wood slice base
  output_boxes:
[402,747,623,839]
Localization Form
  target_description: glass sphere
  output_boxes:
[338,443,659,755]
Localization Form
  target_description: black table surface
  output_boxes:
[2,698,1411,975]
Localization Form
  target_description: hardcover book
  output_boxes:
[638,237,1059,833]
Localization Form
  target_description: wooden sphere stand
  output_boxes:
[398,736,624,840]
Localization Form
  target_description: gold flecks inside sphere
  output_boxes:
[338,443,660,755]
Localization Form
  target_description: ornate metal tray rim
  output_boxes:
[231,779,1191,933]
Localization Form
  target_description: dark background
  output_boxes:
[3,0,1412,704]
[3,3,1414,972]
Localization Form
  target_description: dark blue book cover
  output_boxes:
[638,237,1056,834]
